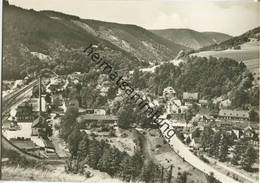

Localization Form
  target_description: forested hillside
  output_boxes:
[199,26,260,51]
[151,28,231,49]
[131,56,255,108]
[3,3,187,80]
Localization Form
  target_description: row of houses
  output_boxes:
[162,87,251,122]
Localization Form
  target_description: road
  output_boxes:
[160,126,239,183]
[206,155,258,183]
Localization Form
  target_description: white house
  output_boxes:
[163,87,176,99]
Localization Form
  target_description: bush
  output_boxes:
[155,144,161,148]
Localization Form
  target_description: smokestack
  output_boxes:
[39,75,42,115]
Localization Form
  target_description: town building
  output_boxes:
[163,87,176,99]
[77,114,118,129]
[243,126,255,138]
[183,92,199,103]
[15,102,36,122]
[199,100,208,108]
[218,109,250,121]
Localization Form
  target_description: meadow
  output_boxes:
[192,47,259,78]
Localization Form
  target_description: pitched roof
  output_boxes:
[218,109,249,118]
[163,87,176,94]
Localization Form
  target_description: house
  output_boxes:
[94,109,106,115]
[77,114,118,129]
[218,109,249,121]
[4,122,32,140]
[83,109,106,115]
[163,87,176,99]
[219,99,231,108]
[243,126,255,138]
[183,92,199,102]
[199,100,208,108]
[15,102,36,122]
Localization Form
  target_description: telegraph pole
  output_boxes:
[39,75,42,116]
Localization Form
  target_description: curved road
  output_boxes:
[160,127,239,183]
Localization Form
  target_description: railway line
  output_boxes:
[2,80,39,116]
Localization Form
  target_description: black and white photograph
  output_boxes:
[1,0,259,183]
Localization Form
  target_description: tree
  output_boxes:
[249,110,259,122]
[231,139,248,165]
[206,172,221,183]
[67,128,83,158]
[44,93,52,103]
[186,136,191,145]
[201,127,214,150]
[209,131,221,157]
[218,135,229,162]
[77,133,89,161]
[60,107,79,140]
[118,103,135,129]
[192,128,200,138]
[241,145,257,171]
[86,139,103,169]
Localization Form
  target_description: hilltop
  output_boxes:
[150,28,231,50]
[199,26,260,51]
[3,4,187,80]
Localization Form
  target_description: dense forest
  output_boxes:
[59,107,166,182]
[131,56,255,108]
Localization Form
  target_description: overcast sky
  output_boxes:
[8,0,259,36]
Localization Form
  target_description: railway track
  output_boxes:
[2,80,39,116]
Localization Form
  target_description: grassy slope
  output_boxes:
[199,26,260,51]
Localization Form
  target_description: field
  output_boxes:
[192,41,259,78]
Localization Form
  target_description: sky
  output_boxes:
[8,0,259,36]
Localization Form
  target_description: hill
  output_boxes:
[191,27,260,80]
[199,26,260,51]
[2,4,187,80]
[150,28,231,50]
